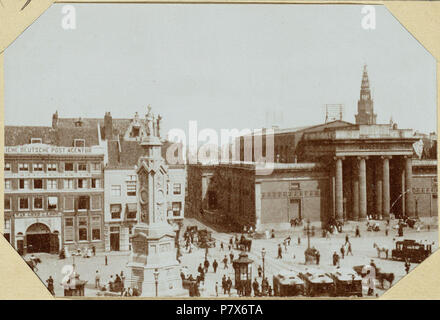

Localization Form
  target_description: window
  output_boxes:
[78,196,89,210]
[111,204,122,219]
[19,163,29,171]
[78,163,87,171]
[127,175,137,182]
[31,138,42,144]
[33,179,43,189]
[91,178,101,189]
[172,202,182,217]
[64,196,74,212]
[173,183,182,195]
[127,183,136,196]
[208,191,217,210]
[4,163,11,171]
[19,198,29,210]
[47,197,58,210]
[19,179,29,190]
[64,218,74,242]
[5,179,11,190]
[126,203,137,219]
[78,179,88,189]
[47,179,57,190]
[111,185,121,197]
[64,179,74,190]
[4,198,11,211]
[65,163,74,171]
[78,217,88,241]
[5,219,11,230]
[47,163,57,172]
[91,195,102,210]
[91,162,101,171]
[33,197,43,210]
[289,182,300,190]
[91,216,101,240]
[33,163,43,171]
[74,139,85,147]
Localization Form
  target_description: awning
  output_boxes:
[125,203,137,220]
[111,204,122,213]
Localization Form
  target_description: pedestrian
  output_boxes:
[298,236,301,245]
[105,255,108,266]
[222,275,227,294]
[204,259,210,274]
[340,245,345,259]
[277,244,283,259]
[405,259,411,274]
[252,278,259,297]
[95,270,101,289]
[347,242,353,256]
[215,281,219,297]
[355,225,360,237]
[120,271,125,288]
[198,263,203,274]
[258,265,262,278]
[316,251,320,265]
[220,242,224,251]
[345,234,349,245]
[332,252,338,266]
[229,252,234,264]
[226,277,232,296]
[213,259,218,273]
[271,229,275,238]
[223,255,228,269]
[92,246,96,256]
[46,276,55,295]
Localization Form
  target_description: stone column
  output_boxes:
[335,157,344,221]
[405,156,415,217]
[375,158,383,219]
[352,159,359,221]
[358,157,367,220]
[382,156,391,220]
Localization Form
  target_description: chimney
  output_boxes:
[52,111,58,129]
[104,112,113,140]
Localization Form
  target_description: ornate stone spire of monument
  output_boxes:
[127,106,184,297]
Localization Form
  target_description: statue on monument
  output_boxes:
[156,114,162,137]
[146,104,154,137]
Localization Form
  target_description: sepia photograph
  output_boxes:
[2,3,438,299]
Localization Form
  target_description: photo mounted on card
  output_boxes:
[0,1,438,299]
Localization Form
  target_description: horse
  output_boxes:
[373,243,389,259]
[239,238,252,252]
[376,271,395,289]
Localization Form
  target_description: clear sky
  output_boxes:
[4,4,437,136]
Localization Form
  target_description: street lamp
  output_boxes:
[153,268,159,297]
[261,248,266,280]
[304,219,312,250]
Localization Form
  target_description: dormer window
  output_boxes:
[74,119,83,127]
[31,138,42,144]
[131,127,140,137]
[74,139,85,147]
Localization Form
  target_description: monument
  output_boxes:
[127,106,184,297]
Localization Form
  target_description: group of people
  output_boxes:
[95,270,126,293]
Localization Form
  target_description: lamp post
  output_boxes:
[261,248,266,280]
[153,268,159,297]
[305,219,312,250]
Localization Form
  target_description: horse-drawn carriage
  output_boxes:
[197,229,216,248]
[304,247,320,265]
[273,270,305,297]
[298,268,335,297]
[326,268,362,297]
[391,239,432,263]
[238,235,252,252]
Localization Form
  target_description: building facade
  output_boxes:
[186,67,438,231]
[4,124,106,255]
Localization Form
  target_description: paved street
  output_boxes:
[30,218,437,298]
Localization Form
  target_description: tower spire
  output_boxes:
[355,64,377,125]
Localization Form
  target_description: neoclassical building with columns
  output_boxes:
[186,67,437,231]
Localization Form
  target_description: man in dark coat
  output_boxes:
[252,278,259,297]
[277,244,283,259]
[204,259,210,274]
[213,259,218,273]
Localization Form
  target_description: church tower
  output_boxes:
[355,65,377,125]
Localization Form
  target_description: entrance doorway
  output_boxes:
[288,198,301,222]
[110,226,120,251]
[26,223,51,253]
